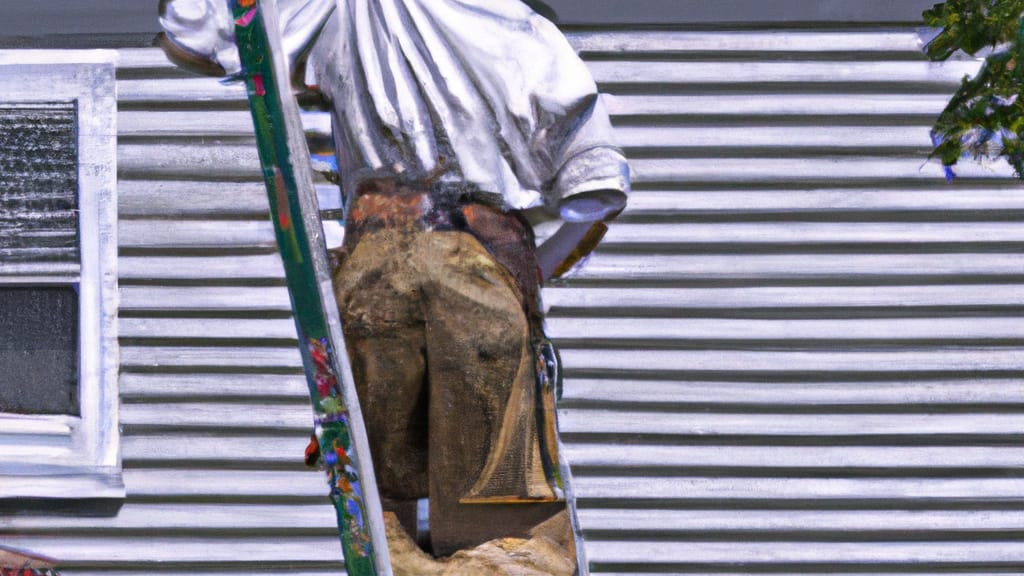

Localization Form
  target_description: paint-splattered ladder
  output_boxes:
[227,1,392,574]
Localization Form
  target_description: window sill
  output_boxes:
[0,469,125,516]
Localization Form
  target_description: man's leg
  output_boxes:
[421,231,564,556]
[333,229,430,537]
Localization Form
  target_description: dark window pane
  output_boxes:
[0,102,79,266]
[0,287,78,415]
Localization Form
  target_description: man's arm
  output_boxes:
[535,189,627,281]
[158,0,240,76]
[158,0,334,80]
[155,30,227,76]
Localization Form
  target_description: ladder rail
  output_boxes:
[227,1,392,573]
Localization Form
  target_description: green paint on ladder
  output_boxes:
[227,1,387,573]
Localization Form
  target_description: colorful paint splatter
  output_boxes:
[308,339,373,557]
[228,1,381,573]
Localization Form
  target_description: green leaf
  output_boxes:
[924,0,1024,180]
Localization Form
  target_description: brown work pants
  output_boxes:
[333,224,563,555]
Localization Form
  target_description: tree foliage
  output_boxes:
[924,0,1024,179]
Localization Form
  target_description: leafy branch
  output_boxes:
[923,0,1024,179]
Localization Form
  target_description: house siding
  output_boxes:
[2,23,1023,575]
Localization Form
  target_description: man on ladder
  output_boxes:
[158,0,629,569]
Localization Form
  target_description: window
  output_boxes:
[0,51,121,512]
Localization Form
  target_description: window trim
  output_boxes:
[0,50,122,512]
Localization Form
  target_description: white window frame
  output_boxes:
[0,51,122,510]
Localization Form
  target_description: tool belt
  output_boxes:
[342,178,543,326]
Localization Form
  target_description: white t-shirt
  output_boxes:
[161,0,629,220]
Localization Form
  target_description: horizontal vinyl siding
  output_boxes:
[2,46,341,575]
[550,28,1024,575]
[4,25,1022,575]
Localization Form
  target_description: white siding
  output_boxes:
[4,25,1023,575]
[552,28,1024,575]
[2,47,342,574]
